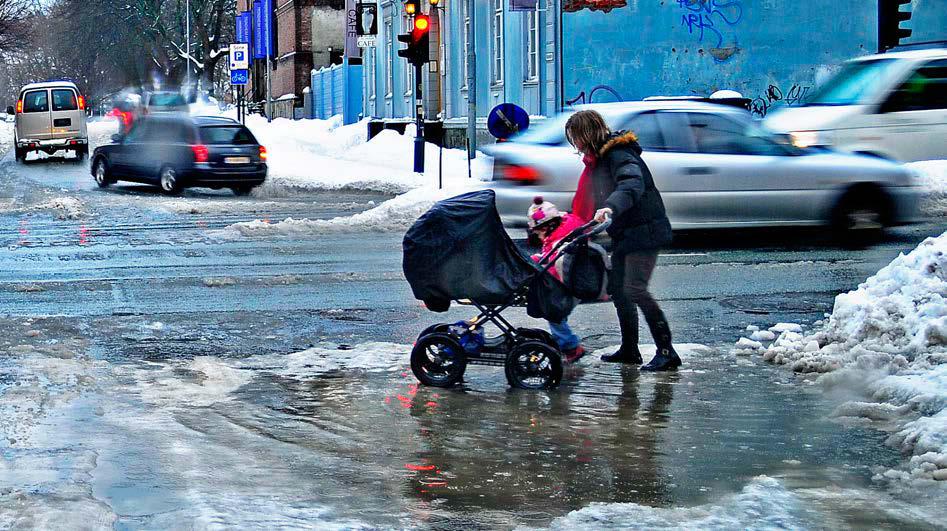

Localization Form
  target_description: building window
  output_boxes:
[385,17,393,97]
[463,6,470,89]
[402,14,413,96]
[525,4,539,82]
[492,0,504,85]
[368,48,376,100]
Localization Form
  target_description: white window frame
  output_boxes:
[384,17,393,98]
[525,4,539,82]
[402,13,413,97]
[462,6,470,90]
[492,0,504,86]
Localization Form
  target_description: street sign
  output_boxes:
[230,43,250,70]
[356,2,378,36]
[357,36,377,48]
[252,1,265,59]
[236,11,251,44]
[231,69,249,86]
[488,103,530,140]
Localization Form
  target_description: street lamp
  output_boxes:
[429,0,440,6]
[404,0,418,15]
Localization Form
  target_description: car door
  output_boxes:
[49,88,82,141]
[111,119,151,177]
[17,89,51,141]
[872,59,947,161]
[662,111,816,227]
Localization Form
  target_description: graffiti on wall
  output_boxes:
[750,83,812,117]
[675,0,743,62]
[564,0,628,12]
[565,85,624,107]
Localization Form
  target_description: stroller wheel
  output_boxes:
[505,341,563,390]
[411,333,467,387]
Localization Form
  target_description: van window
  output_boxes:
[806,58,898,106]
[51,89,79,111]
[199,126,257,145]
[23,90,49,113]
[153,121,195,143]
[882,59,947,113]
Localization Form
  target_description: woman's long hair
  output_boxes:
[565,110,611,156]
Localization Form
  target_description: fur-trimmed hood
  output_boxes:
[598,131,642,157]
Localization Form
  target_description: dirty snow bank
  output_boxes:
[738,231,947,486]
[32,196,85,219]
[909,160,947,216]
[222,185,464,236]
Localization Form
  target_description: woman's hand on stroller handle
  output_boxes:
[593,207,613,223]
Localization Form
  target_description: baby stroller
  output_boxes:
[403,190,609,390]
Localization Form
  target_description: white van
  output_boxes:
[765,48,947,162]
[8,81,89,162]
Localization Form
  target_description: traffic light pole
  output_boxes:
[414,63,425,173]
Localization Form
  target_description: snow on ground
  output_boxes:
[192,110,492,197]
[0,119,13,150]
[909,160,947,216]
[735,230,947,487]
[220,184,473,237]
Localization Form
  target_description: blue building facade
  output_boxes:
[360,0,946,142]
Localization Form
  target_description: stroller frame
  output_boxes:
[411,219,610,390]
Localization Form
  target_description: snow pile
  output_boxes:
[189,112,492,196]
[32,197,85,219]
[909,160,947,216]
[0,119,13,149]
[536,476,814,530]
[747,231,947,485]
[117,357,252,408]
[222,185,468,237]
[238,342,410,378]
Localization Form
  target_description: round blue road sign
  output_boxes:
[488,103,530,140]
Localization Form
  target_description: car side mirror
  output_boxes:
[5,106,13,115]
[111,134,123,143]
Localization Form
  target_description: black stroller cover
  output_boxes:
[403,190,575,322]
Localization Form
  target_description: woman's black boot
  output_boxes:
[602,300,643,364]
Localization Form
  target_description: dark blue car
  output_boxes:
[91,115,267,195]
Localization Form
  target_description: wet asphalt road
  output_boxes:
[1,151,945,529]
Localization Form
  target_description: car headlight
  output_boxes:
[789,130,831,149]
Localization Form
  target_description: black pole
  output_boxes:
[413,62,425,173]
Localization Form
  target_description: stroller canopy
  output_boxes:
[403,190,537,310]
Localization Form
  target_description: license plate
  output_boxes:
[224,156,251,164]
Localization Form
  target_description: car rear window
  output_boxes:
[199,126,257,145]
[52,89,78,111]
[22,90,49,113]
[149,93,186,107]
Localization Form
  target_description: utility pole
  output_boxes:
[185,0,191,88]
[266,0,273,121]
[465,0,476,159]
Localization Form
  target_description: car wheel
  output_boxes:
[231,185,254,196]
[93,159,112,188]
[831,188,889,242]
[159,166,181,195]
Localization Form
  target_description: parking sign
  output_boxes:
[230,43,250,70]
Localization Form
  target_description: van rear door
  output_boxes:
[18,89,51,140]
[49,88,83,140]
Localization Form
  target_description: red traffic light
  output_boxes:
[414,15,430,33]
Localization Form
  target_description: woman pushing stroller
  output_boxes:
[565,110,681,372]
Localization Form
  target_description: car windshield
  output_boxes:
[512,112,574,145]
[805,58,899,106]
[149,93,186,107]
[199,126,256,145]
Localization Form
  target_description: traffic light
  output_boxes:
[879,0,912,52]
[397,14,431,66]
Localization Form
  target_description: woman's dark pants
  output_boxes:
[608,250,673,350]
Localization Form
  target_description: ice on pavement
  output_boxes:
[534,475,939,530]
[32,196,85,219]
[747,230,947,485]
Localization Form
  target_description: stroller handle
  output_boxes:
[537,218,611,267]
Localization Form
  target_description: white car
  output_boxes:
[765,48,947,162]
[9,81,89,162]
[484,101,923,233]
